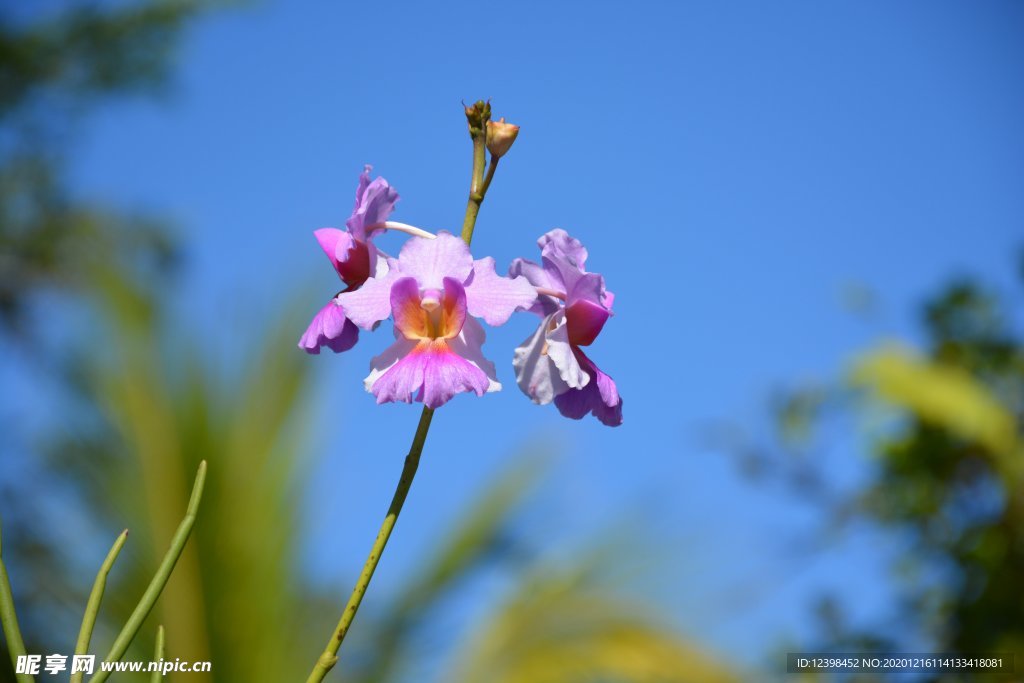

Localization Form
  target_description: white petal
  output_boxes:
[546,311,589,390]
[511,311,589,404]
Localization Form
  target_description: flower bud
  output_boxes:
[464,100,491,138]
[486,117,520,158]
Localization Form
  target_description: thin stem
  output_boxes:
[461,132,488,244]
[149,626,165,683]
[71,529,128,683]
[305,407,434,683]
[88,461,207,683]
[479,156,499,199]
[0,524,32,683]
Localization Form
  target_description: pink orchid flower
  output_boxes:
[337,232,537,408]
[509,229,623,426]
[298,166,400,354]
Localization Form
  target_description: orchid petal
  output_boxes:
[513,313,570,404]
[314,228,354,279]
[565,297,610,347]
[449,316,501,393]
[553,349,623,426]
[368,339,489,409]
[539,228,588,293]
[346,167,399,241]
[464,257,538,326]
[538,228,588,272]
[336,266,402,329]
[509,257,556,289]
[298,300,359,354]
[364,329,418,392]
[509,257,561,317]
[397,232,472,290]
[546,312,590,390]
[391,277,430,340]
[440,277,468,339]
[567,271,608,309]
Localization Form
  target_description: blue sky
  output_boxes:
[32,0,1024,669]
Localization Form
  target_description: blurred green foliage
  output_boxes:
[0,0,209,674]
[0,0,209,336]
[724,269,1024,680]
[852,276,1024,662]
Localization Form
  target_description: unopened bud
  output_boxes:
[486,118,520,158]
[464,100,491,138]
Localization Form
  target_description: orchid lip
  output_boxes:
[365,221,437,239]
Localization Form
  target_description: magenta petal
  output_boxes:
[370,340,489,409]
[464,257,538,326]
[441,277,469,338]
[335,237,373,287]
[298,300,359,354]
[390,276,428,339]
[553,349,622,426]
[314,228,354,278]
[565,297,610,346]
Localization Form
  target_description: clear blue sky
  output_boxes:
[49,0,1024,668]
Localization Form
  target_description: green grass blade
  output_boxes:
[88,460,207,683]
[0,523,33,683]
[71,529,129,683]
[150,625,165,683]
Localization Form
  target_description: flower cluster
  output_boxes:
[299,168,623,426]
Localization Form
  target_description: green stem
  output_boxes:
[149,626,165,683]
[479,156,499,200]
[305,407,434,683]
[71,529,128,683]
[461,129,489,245]
[88,461,207,683]
[0,524,32,683]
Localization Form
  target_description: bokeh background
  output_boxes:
[1,1,1023,682]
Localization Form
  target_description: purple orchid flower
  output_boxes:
[337,232,537,409]
[299,166,400,354]
[509,229,623,426]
